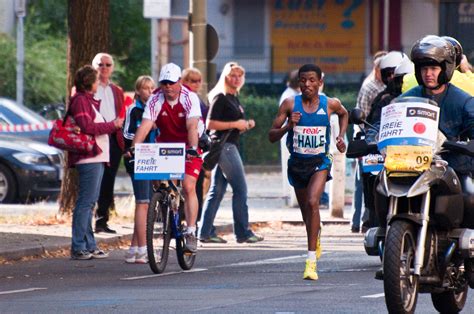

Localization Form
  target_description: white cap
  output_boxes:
[159,63,181,83]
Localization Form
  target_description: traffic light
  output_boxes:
[206,24,219,88]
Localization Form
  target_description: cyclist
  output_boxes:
[132,63,203,253]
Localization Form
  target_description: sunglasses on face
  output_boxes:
[160,80,177,86]
[189,79,202,83]
[98,63,112,68]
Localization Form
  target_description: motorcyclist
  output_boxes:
[402,35,474,186]
[402,35,474,95]
[398,35,474,286]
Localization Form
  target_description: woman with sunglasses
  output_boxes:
[198,62,264,244]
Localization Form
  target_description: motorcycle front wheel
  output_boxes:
[383,220,419,314]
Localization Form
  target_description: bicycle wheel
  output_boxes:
[175,201,196,270]
[176,226,196,270]
[146,191,171,274]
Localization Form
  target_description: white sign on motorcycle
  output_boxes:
[378,101,440,150]
[362,153,384,173]
[134,143,185,180]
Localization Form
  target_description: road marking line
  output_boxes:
[0,287,47,295]
[361,293,385,299]
[217,254,306,267]
[120,268,207,281]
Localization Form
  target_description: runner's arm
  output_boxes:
[268,98,297,143]
[328,97,348,153]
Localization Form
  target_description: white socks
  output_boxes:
[129,246,146,255]
[307,251,316,261]
[187,226,197,234]
[137,246,146,255]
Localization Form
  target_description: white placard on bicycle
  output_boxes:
[134,143,185,180]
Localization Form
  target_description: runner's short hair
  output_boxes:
[298,64,322,80]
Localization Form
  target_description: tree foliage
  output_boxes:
[0,0,151,111]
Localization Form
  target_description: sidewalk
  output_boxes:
[0,170,354,262]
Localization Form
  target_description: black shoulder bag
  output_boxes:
[202,130,232,171]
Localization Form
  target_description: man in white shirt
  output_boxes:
[92,53,125,234]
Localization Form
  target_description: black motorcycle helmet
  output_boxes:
[410,35,456,88]
[442,36,463,67]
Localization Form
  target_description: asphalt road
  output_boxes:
[1,224,473,313]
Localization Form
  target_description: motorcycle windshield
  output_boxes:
[378,98,440,173]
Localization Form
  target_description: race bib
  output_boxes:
[384,145,433,173]
[293,126,326,155]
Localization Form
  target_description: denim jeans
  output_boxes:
[199,143,253,241]
[351,160,364,229]
[71,162,105,253]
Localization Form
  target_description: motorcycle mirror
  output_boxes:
[349,109,366,124]
[349,108,378,131]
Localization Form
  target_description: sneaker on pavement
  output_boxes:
[124,252,136,264]
[237,234,264,243]
[71,250,92,260]
[89,249,109,259]
[135,251,148,264]
[303,259,318,281]
[199,236,227,243]
[184,233,197,253]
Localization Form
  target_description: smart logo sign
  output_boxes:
[271,0,365,74]
[134,143,185,180]
[378,102,440,150]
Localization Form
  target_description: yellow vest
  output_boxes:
[402,70,474,96]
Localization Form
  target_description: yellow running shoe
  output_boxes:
[303,259,318,280]
[316,228,322,260]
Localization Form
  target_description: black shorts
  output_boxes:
[287,155,332,189]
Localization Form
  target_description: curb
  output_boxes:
[0,234,132,262]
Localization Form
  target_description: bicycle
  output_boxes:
[146,180,196,274]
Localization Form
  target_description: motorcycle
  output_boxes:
[347,97,474,313]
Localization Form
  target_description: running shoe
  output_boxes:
[124,252,136,264]
[199,236,227,243]
[184,233,197,253]
[135,251,148,264]
[237,234,264,243]
[71,250,92,260]
[89,249,109,259]
[303,259,318,281]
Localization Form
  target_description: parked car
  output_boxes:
[0,134,63,203]
[0,97,53,143]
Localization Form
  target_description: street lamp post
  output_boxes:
[15,0,26,106]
